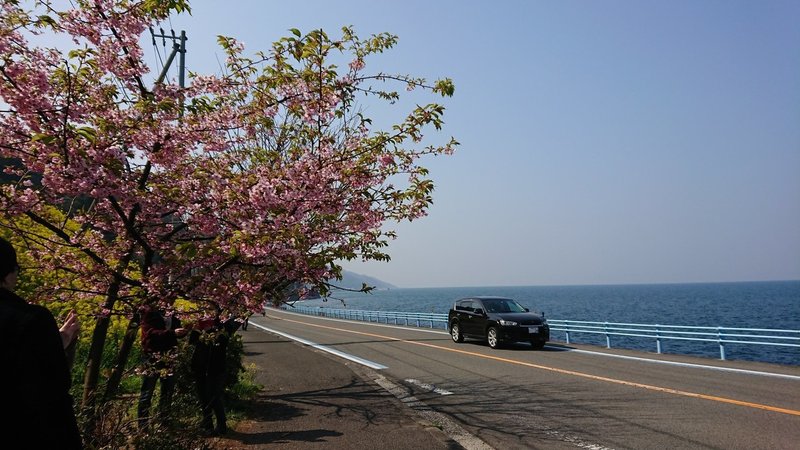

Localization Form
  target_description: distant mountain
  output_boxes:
[335,270,397,291]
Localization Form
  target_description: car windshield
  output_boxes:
[482,298,526,313]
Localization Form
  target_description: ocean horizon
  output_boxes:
[384,278,800,290]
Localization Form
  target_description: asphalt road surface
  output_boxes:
[249,308,800,450]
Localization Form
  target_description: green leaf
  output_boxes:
[217,35,231,49]
[34,15,57,28]
[31,133,57,145]
[174,242,195,258]
[433,78,455,97]
[289,28,302,38]
[75,127,97,142]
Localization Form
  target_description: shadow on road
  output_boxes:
[222,427,342,446]
[215,377,414,448]
[458,339,576,352]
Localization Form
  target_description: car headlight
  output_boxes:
[498,319,518,326]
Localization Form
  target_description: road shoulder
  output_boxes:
[210,320,462,449]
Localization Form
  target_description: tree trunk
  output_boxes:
[81,282,119,408]
[81,248,136,410]
[102,311,141,402]
[81,290,119,444]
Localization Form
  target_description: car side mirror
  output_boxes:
[524,307,529,312]
[474,308,484,316]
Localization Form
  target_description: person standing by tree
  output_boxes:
[137,300,187,429]
[189,305,240,435]
[0,237,83,448]
[241,310,251,331]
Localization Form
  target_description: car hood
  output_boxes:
[491,312,545,325]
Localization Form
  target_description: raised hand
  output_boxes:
[59,309,80,349]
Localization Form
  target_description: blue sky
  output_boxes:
[159,1,800,288]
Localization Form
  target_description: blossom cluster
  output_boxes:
[0,3,457,323]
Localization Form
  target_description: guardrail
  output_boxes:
[279,305,800,361]
[547,320,800,360]
[284,305,448,328]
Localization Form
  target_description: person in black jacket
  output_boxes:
[137,301,187,429]
[0,237,83,449]
[189,305,240,435]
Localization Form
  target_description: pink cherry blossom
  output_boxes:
[1,3,456,413]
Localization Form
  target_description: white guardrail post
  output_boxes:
[656,325,662,354]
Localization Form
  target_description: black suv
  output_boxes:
[448,297,549,349]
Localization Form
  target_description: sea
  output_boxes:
[296,281,800,366]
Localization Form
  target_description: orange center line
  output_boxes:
[278,315,800,417]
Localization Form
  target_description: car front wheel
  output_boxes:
[450,322,464,343]
[487,327,500,349]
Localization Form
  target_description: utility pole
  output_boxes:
[150,28,187,88]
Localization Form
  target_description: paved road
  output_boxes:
[212,320,459,449]
[249,308,800,450]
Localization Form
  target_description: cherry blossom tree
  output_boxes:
[1,0,456,431]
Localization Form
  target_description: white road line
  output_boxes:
[267,308,800,380]
[371,375,495,450]
[252,318,496,449]
[405,378,454,395]
[249,321,388,370]
[384,376,613,450]
[567,348,800,381]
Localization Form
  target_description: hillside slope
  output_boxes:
[335,270,397,290]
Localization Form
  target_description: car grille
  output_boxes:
[519,319,542,326]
